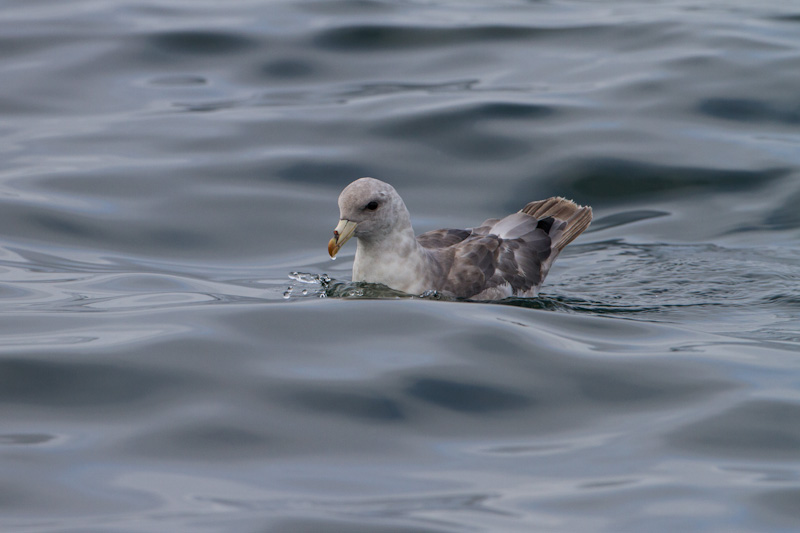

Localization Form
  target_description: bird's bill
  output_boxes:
[328,219,358,258]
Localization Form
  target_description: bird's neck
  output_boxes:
[352,221,433,295]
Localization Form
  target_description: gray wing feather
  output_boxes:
[441,236,500,297]
[417,228,471,249]
[431,197,592,299]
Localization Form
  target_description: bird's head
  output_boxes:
[328,177,408,257]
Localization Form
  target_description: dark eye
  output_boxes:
[365,201,379,210]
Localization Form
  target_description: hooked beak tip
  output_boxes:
[327,219,357,259]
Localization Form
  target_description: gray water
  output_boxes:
[2,1,800,531]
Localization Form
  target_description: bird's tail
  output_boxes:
[520,197,592,252]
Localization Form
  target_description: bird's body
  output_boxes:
[328,178,592,300]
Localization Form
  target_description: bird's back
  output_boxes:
[417,197,592,300]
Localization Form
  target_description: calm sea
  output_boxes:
[1,1,799,531]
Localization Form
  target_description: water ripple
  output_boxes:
[3,1,800,531]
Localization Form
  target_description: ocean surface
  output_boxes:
[2,1,800,531]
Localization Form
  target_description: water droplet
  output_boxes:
[289,272,322,284]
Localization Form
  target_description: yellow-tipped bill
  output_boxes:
[328,219,358,258]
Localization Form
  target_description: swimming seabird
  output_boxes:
[328,177,592,300]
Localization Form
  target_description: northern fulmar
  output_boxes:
[328,177,592,300]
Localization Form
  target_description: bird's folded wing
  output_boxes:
[416,228,472,249]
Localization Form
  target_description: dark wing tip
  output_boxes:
[520,197,592,252]
[536,216,554,233]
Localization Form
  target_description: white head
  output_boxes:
[328,177,411,257]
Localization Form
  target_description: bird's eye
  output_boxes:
[365,201,379,210]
